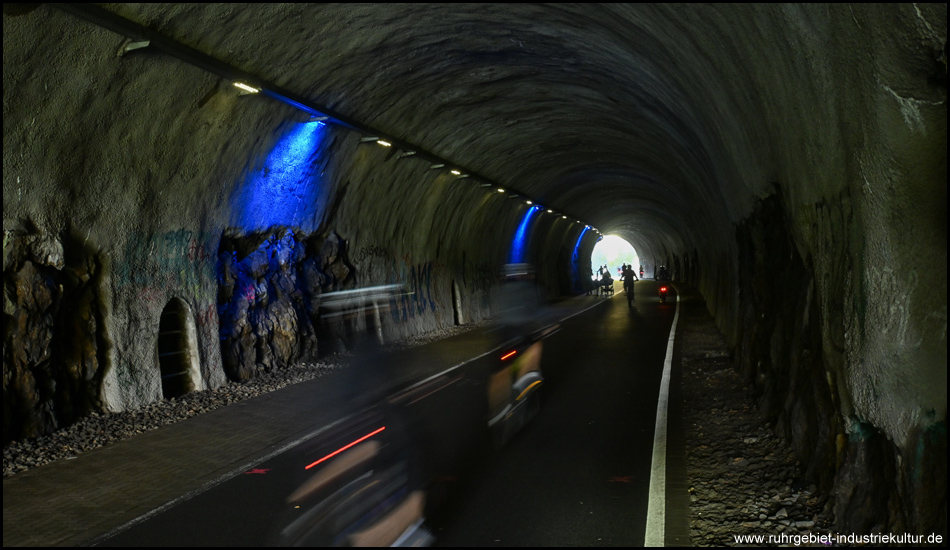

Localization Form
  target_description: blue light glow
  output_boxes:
[509,206,540,263]
[571,226,590,292]
[234,121,326,230]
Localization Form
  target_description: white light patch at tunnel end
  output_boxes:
[591,234,639,277]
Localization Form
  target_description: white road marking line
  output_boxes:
[644,289,680,547]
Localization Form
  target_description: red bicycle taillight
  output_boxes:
[660,286,667,292]
[305,426,386,470]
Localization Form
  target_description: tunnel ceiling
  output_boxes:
[67,2,935,258]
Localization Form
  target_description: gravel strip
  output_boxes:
[2,361,342,477]
[678,300,838,546]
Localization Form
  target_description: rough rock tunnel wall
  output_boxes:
[3,3,946,536]
[2,5,597,441]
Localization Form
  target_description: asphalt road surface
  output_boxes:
[429,282,675,546]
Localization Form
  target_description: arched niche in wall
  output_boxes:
[156,297,203,399]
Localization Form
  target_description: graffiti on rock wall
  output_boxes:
[196,303,217,327]
[353,245,392,282]
[469,262,495,313]
[116,230,218,327]
[117,230,216,290]
[355,245,390,264]
[389,258,438,323]
[349,245,445,324]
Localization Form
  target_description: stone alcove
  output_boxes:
[156,298,203,399]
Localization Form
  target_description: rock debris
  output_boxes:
[679,303,838,546]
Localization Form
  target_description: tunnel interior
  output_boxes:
[2,3,946,536]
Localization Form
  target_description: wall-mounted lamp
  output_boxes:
[309,115,329,122]
[498,188,506,193]
[358,136,392,147]
[117,38,149,57]
[398,151,416,159]
[233,82,260,94]
[430,164,445,169]
[450,170,462,175]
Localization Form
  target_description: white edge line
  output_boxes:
[403,293,610,392]
[644,288,680,547]
[87,294,609,546]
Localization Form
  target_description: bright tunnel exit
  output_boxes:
[591,235,639,280]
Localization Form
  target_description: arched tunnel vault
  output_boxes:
[3,3,946,535]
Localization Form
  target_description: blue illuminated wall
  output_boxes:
[233,121,326,231]
[571,226,591,291]
[509,206,540,264]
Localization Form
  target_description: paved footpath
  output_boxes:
[3,293,609,547]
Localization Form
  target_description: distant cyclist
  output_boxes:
[621,265,638,305]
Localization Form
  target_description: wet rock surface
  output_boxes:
[217,229,353,382]
[3,231,106,445]
[679,298,838,546]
